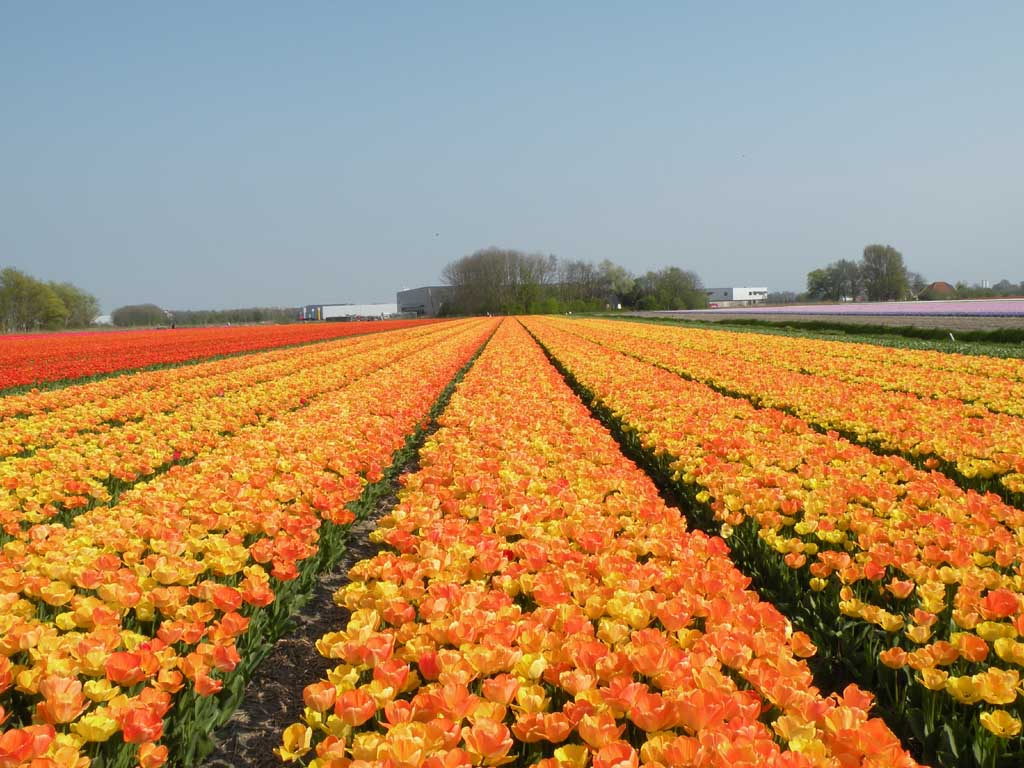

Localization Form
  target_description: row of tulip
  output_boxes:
[0,323,459,540]
[0,321,456,460]
[524,317,1024,767]
[279,318,922,768]
[635,321,1024,414]
[560,319,1024,500]
[0,318,495,768]
[0,322,455,457]
[0,320,433,393]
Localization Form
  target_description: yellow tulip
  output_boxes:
[980,709,1022,738]
[72,711,119,742]
[275,723,313,762]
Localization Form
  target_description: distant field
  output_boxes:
[0,319,434,391]
[639,297,1024,331]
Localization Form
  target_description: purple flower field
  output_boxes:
[689,298,1024,317]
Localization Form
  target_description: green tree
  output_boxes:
[0,267,70,331]
[111,304,168,327]
[806,269,831,300]
[634,267,707,310]
[806,260,861,301]
[36,284,69,329]
[861,244,909,301]
[597,260,635,307]
[49,282,100,327]
[441,248,557,315]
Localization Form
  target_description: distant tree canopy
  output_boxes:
[806,245,914,302]
[0,268,99,332]
[169,307,299,326]
[442,248,558,315]
[440,248,706,315]
[861,244,910,301]
[633,267,706,310]
[110,304,300,327]
[948,279,1024,299]
[111,304,169,327]
[806,259,862,302]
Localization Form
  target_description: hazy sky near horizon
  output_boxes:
[3,2,1021,312]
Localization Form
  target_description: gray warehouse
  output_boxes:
[397,286,453,317]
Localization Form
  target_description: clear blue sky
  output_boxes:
[3,2,1021,312]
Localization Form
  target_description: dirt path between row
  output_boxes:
[202,478,403,768]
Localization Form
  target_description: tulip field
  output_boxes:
[0,320,431,392]
[0,319,495,768]
[3,317,1024,768]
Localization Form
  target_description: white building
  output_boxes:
[299,303,398,321]
[704,287,768,307]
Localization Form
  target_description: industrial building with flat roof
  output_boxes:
[396,286,453,317]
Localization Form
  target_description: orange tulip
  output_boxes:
[118,706,164,743]
[593,740,639,768]
[577,712,625,749]
[628,690,677,732]
[461,719,515,766]
[980,589,1020,620]
[194,673,224,696]
[481,674,519,705]
[303,681,338,713]
[105,651,149,686]
[335,688,377,726]
[36,674,87,724]
[138,742,170,768]
[0,725,55,768]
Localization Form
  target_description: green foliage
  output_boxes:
[806,246,914,302]
[442,247,560,315]
[861,243,910,300]
[806,259,862,301]
[111,303,169,327]
[0,267,98,332]
[169,307,300,326]
[440,248,704,314]
[632,266,707,309]
[950,279,1024,299]
[48,281,101,327]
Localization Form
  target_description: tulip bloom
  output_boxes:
[461,720,515,766]
[335,688,377,726]
[276,724,313,762]
[303,681,338,713]
[118,706,164,743]
[980,709,1022,738]
[36,675,87,724]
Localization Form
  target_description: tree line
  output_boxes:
[440,247,707,315]
[111,304,299,327]
[0,267,100,332]
[805,245,927,302]
[805,244,1023,303]
[937,279,1024,300]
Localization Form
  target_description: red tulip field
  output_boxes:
[2,317,1023,768]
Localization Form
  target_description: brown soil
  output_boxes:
[201,471,406,768]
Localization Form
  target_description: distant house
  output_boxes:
[704,287,769,308]
[919,281,956,300]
